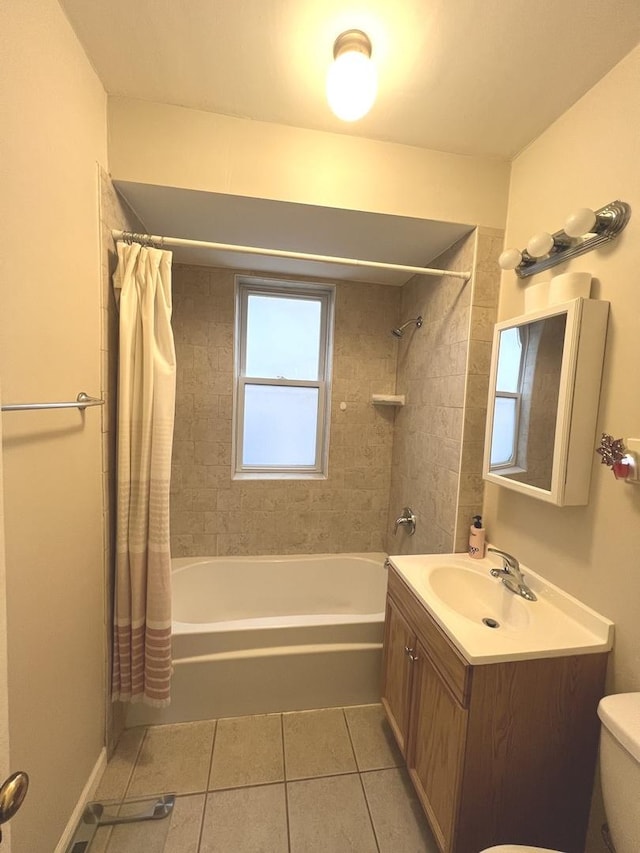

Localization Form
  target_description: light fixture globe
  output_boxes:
[498,247,523,271]
[526,231,555,259]
[564,207,598,238]
[326,29,377,122]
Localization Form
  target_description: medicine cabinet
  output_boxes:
[483,298,609,505]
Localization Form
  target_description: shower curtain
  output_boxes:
[112,241,176,707]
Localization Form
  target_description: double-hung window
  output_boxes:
[234,278,334,478]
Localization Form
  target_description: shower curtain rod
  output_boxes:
[112,230,472,281]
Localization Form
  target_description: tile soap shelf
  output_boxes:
[371,394,405,407]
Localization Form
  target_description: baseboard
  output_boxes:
[54,747,107,853]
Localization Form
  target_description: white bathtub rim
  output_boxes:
[171,551,388,571]
[173,610,384,634]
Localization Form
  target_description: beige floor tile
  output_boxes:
[287,774,378,853]
[199,784,288,852]
[95,727,146,801]
[127,721,216,797]
[283,708,357,780]
[209,713,284,790]
[344,704,403,771]
[102,794,205,853]
[362,767,439,853]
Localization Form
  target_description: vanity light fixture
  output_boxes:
[498,199,631,278]
[326,29,377,122]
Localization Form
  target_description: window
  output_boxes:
[490,326,525,468]
[234,278,334,478]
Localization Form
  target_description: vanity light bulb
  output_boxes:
[564,207,597,238]
[498,248,523,271]
[526,231,555,259]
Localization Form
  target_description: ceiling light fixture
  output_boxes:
[326,29,377,122]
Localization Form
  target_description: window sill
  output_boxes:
[489,465,526,476]
[233,471,328,481]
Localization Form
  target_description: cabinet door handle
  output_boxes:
[404,645,418,662]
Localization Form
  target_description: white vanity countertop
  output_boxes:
[388,551,614,665]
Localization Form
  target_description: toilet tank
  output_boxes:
[598,693,640,853]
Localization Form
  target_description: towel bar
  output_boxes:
[1,392,104,412]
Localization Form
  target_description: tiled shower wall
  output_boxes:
[386,228,503,556]
[170,266,401,557]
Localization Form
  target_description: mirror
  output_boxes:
[483,298,609,505]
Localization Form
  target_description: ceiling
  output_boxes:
[60,0,640,284]
[61,0,640,158]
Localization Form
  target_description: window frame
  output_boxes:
[233,276,335,479]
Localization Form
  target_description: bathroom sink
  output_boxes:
[387,551,614,664]
[428,565,531,631]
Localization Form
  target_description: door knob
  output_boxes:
[0,771,29,842]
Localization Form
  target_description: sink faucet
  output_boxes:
[394,507,416,536]
[487,547,537,602]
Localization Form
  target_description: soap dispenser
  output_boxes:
[468,515,485,559]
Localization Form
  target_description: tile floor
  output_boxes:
[89,704,439,852]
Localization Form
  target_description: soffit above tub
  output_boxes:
[60,0,640,159]
[115,182,473,286]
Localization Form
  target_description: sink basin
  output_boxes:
[428,565,531,631]
[387,552,614,664]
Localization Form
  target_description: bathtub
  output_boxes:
[126,552,388,726]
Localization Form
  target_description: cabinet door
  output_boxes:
[408,643,468,852]
[381,595,415,756]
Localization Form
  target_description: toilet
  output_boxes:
[480,692,640,853]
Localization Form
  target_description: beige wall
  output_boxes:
[0,389,10,849]
[387,229,501,556]
[107,97,510,229]
[0,2,107,850]
[484,43,640,852]
[170,265,400,556]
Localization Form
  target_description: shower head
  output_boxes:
[391,316,423,338]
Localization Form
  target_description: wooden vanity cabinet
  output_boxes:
[380,595,415,755]
[381,565,609,853]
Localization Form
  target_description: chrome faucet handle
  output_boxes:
[394,507,416,536]
[487,548,537,601]
[487,547,519,571]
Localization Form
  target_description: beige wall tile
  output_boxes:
[170,266,400,557]
[387,229,501,556]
